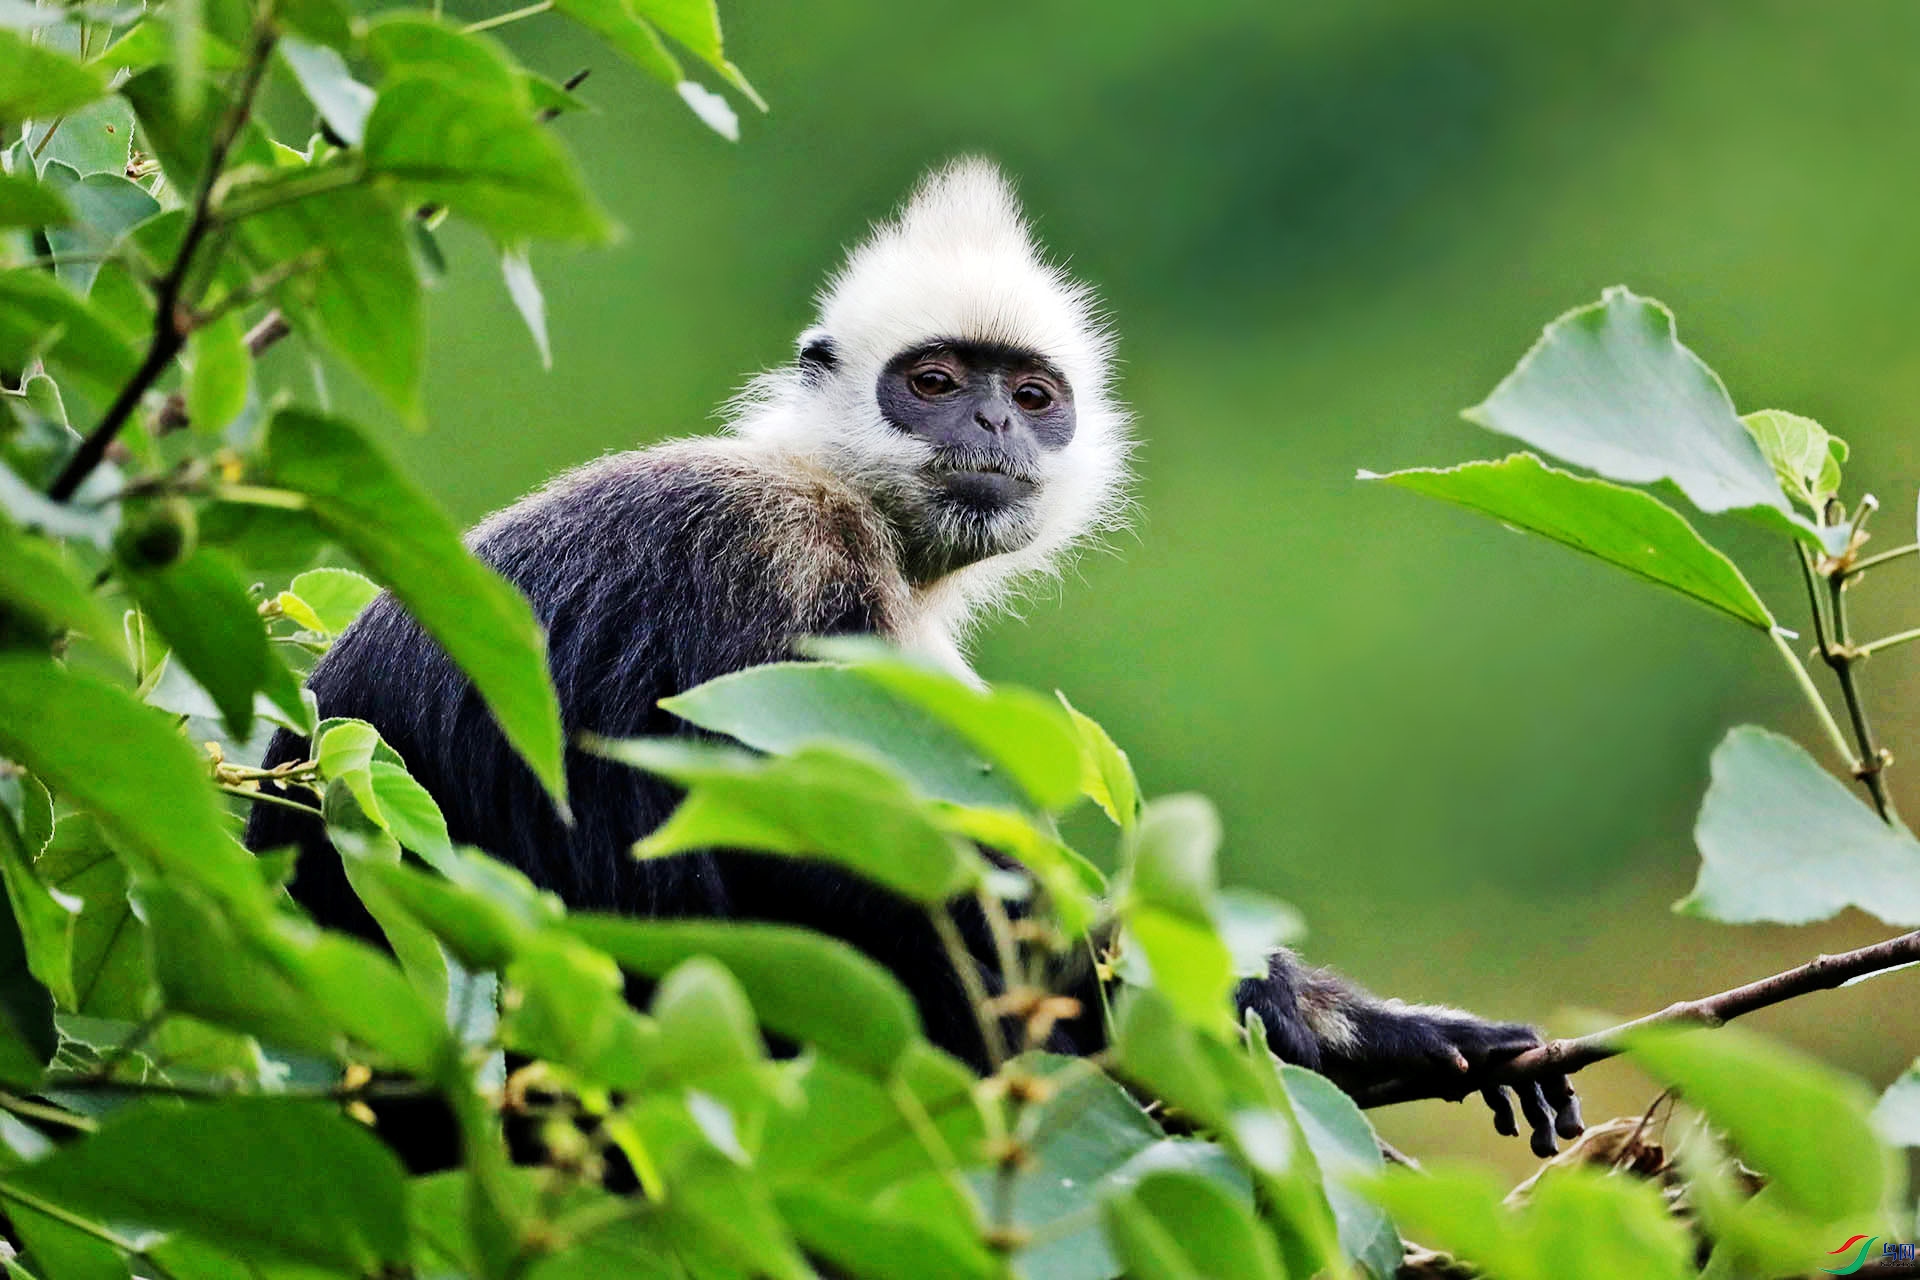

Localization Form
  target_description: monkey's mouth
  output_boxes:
[923,449,1038,511]
[927,465,1035,515]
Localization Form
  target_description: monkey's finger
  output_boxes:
[1480,1085,1518,1138]
[1541,1075,1584,1139]
[1516,1080,1557,1158]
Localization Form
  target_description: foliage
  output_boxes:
[0,0,1917,1272]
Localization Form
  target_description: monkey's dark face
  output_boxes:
[874,340,1077,580]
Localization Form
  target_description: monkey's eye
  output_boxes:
[1012,382,1053,412]
[909,368,958,397]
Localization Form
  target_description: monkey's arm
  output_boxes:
[1235,951,1582,1156]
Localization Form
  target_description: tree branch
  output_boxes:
[1353,927,1920,1110]
[153,308,291,434]
[45,17,280,501]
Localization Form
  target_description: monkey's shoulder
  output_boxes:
[469,440,912,639]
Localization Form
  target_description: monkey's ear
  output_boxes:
[797,328,839,378]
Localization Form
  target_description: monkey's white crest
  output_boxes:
[731,157,1133,653]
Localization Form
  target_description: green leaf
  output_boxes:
[552,0,681,85]
[0,269,140,406]
[1121,795,1235,1036]
[185,310,250,437]
[1874,1061,1920,1147]
[277,0,352,50]
[776,1179,998,1280]
[1113,990,1345,1278]
[288,567,380,634]
[0,29,106,120]
[567,915,920,1076]
[1742,409,1848,511]
[0,524,124,658]
[1363,1163,1691,1280]
[263,410,568,813]
[279,37,374,147]
[631,0,764,108]
[141,878,448,1071]
[356,851,558,971]
[363,77,615,244]
[759,1046,987,1197]
[0,777,78,1011]
[1678,726,1920,927]
[663,657,1083,811]
[365,14,526,102]
[36,815,150,1017]
[120,546,304,738]
[587,738,982,902]
[1280,1064,1400,1280]
[1101,1169,1288,1280]
[1365,454,1774,630]
[980,1055,1244,1280]
[937,804,1105,937]
[0,656,259,909]
[500,933,663,1089]
[0,879,55,1085]
[8,1098,409,1271]
[1466,287,1828,549]
[369,761,455,868]
[42,162,160,295]
[0,169,72,228]
[1057,692,1139,831]
[1625,1023,1893,1225]
[24,95,134,178]
[232,180,423,421]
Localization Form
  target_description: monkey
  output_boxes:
[244,159,1581,1160]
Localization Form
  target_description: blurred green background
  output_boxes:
[342,0,1920,1173]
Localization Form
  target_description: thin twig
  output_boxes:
[154,309,292,434]
[0,1181,179,1279]
[933,907,1007,1071]
[217,782,322,815]
[1858,627,1920,660]
[1353,927,1920,1110]
[1846,542,1918,580]
[0,1090,96,1133]
[46,15,281,503]
[1825,567,1900,823]
[463,0,552,32]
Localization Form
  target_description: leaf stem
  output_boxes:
[1768,629,1857,771]
[0,1089,95,1132]
[0,1180,180,1278]
[46,13,281,503]
[1857,627,1920,659]
[1846,542,1918,580]
[217,782,322,814]
[209,158,365,225]
[463,0,552,32]
[933,907,1006,1071]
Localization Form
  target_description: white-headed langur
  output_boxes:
[246,160,1582,1164]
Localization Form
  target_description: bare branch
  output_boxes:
[153,308,291,434]
[1354,927,1920,1110]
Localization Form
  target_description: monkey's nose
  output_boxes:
[974,410,1011,435]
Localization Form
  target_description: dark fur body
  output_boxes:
[247,442,1580,1158]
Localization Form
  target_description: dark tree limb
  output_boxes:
[46,19,279,502]
[1355,927,1920,1110]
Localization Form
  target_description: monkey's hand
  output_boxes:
[1236,955,1583,1157]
